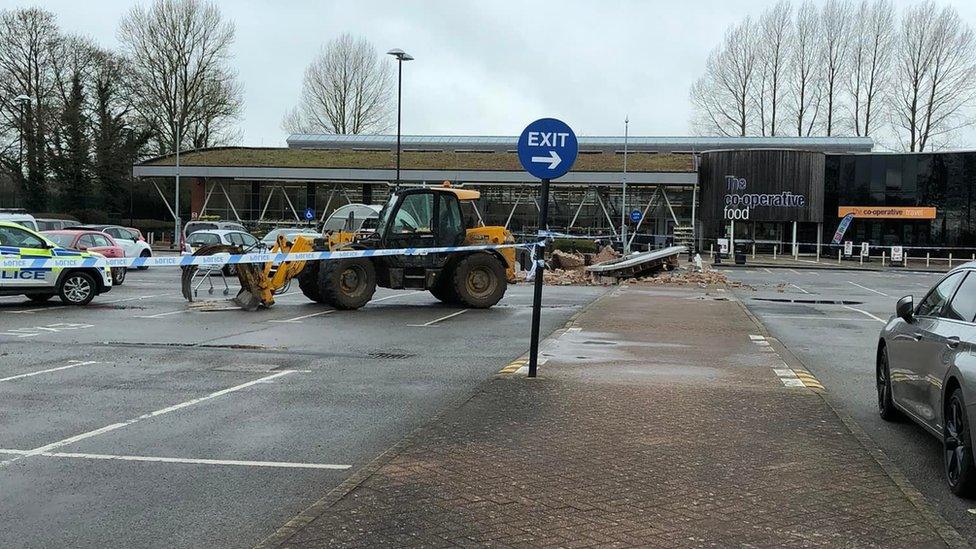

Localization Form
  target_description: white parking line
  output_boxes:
[268,309,335,323]
[847,281,889,297]
[762,314,878,322]
[369,290,424,304]
[6,305,67,314]
[0,370,295,468]
[408,309,469,327]
[0,449,349,470]
[100,293,171,305]
[762,268,773,274]
[134,309,187,319]
[0,360,99,383]
[788,268,801,274]
[843,305,887,323]
[789,283,810,294]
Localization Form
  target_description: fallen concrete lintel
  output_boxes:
[586,245,686,279]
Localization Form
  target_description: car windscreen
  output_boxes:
[45,233,76,247]
[36,220,58,231]
[187,233,221,246]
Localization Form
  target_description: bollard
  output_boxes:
[752,243,756,259]
[905,252,909,268]
[710,244,714,260]
[927,252,930,267]
[838,250,842,265]
[882,251,886,267]
[774,245,778,260]
[949,253,953,268]
[860,253,863,265]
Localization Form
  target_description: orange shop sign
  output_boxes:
[837,206,937,219]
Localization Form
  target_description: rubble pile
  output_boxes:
[590,245,621,265]
[623,267,752,289]
[550,249,586,270]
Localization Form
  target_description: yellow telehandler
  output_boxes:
[182,184,517,310]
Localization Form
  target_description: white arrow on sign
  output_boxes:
[530,150,561,170]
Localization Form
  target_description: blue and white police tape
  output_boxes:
[0,241,538,270]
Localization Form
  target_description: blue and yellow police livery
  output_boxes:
[0,221,112,305]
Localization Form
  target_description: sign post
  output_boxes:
[518,118,578,378]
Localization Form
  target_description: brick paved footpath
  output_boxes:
[258,284,966,548]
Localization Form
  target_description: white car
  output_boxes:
[183,229,260,275]
[260,227,320,248]
[67,224,153,269]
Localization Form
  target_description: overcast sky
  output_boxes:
[5,0,976,147]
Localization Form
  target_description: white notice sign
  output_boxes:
[891,246,903,262]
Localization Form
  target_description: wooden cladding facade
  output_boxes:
[699,149,825,223]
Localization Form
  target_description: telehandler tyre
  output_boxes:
[451,253,506,308]
[430,272,460,304]
[298,262,326,303]
[318,258,376,309]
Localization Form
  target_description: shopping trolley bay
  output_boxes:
[0,265,604,548]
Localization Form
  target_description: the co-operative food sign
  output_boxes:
[699,150,824,223]
[722,175,806,221]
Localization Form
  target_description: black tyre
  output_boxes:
[877,345,900,421]
[26,293,55,303]
[137,250,151,270]
[430,271,459,304]
[318,258,376,310]
[58,271,96,306]
[451,253,506,309]
[945,388,976,497]
[112,267,127,286]
[298,262,326,303]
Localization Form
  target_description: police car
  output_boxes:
[0,221,112,305]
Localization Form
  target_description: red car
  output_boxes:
[43,230,127,285]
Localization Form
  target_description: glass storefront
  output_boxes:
[824,152,976,247]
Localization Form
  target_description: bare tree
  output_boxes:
[893,2,976,151]
[752,1,792,136]
[118,0,242,154]
[690,19,759,136]
[788,1,823,136]
[819,0,854,135]
[847,0,894,136]
[0,7,62,210]
[282,34,393,135]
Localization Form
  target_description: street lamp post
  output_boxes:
[123,125,135,226]
[10,94,31,207]
[174,117,181,249]
[386,48,413,188]
[621,117,629,254]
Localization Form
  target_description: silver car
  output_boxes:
[878,265,976,496]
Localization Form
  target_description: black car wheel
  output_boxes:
[945,388,976,497]
[58,271,96,306]
[877,346,900,421]
[112,267,127,286]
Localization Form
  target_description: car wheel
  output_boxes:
[945,388,976,497]
[112,267,127,286]
[877,345,900,421]
[58,271,96,306]
[26,293,56,303]
[137,249,151,270]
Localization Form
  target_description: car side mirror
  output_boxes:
[896,295,914,323]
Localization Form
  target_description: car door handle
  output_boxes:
[910,332,924,341]
[946,336,961,348]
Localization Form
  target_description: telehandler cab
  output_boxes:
[182,184,517,311]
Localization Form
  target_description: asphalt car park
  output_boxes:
[723,266,976,543]
[0,266,605,548]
